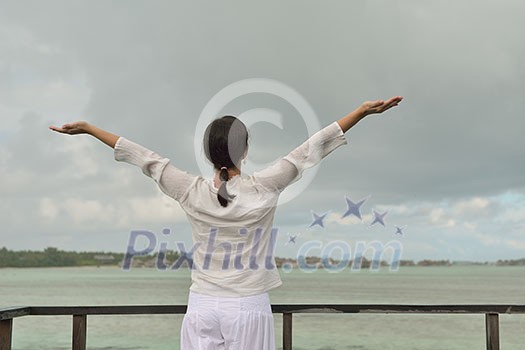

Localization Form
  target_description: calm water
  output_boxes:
[1,266,524,349]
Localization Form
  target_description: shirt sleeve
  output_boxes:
[114,137,196,202]
[253,121,348,192]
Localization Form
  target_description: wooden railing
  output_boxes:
[1,304,524,350]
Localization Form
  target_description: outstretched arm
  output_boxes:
[337,96,403,133]
[254,96,404,192]
[49,121,196,202]
[49,121,119,148]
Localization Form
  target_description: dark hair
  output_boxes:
[203,115,248,207]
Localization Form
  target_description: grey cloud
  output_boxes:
[1,1,524,259]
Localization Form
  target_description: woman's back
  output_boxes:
[181,173,283,297]
[113,121,349,296]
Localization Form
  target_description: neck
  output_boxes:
[216,167,241,178]
[213,167,240,189]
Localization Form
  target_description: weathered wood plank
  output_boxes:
[72,315,87,350]
[272,304,525,314]
[485,313,499,350]
[283,313,292,350]
[0,307,30,321]
[3,304,519,317]
[30,305,187,316]
[0,319,13,350]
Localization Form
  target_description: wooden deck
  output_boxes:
[2,304,524,350]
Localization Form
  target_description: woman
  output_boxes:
[49,96,402,350]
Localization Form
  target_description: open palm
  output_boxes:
[362,96,403,115]
[48,121,89,135]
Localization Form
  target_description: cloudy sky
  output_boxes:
[1,1,524,262]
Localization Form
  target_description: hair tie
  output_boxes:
[220,167,228,171]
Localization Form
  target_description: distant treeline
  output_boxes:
[496,258,525,266]
[1,247,524,268]
[0,247,126,268]
[0,247,177,268]
[397,259,525,267]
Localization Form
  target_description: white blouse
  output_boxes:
[114,121,348,297]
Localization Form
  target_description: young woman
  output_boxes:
[49,96,402,350]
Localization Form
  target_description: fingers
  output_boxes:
[366,96,403,114]
[48,125,74,134]
[381,96,404,111]
[389,96,403,106]
[49,125,65,133]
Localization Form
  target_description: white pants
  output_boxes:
[180,291,275,350]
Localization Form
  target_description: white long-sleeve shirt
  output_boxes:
[114,121,347,297]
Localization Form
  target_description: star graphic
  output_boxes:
[370,210,388,227]
[342,197,367,220]
[309,211,328,228]
[284,232,301,246]
[394,225,406,235]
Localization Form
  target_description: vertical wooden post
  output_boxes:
[485,313,499,350]
[283,313,292,350]
[0,319,13,350]
[72,315,87,350]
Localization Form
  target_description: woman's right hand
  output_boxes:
[49,121,120,148]
[49,121,91,135]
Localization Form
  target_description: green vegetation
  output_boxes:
[0,247,179,268]
[0,247,124,268]
[496,258,525,266]
[1,247,524,268]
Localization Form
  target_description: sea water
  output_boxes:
[1,266,524,349]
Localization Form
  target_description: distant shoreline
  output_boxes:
[2,247,525,268]
[2,262,525,270]
[0,247,525,269]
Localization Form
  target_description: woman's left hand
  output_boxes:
[361,96,403,116]
[49,121,90,135]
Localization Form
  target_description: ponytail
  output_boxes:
[217,167,236,207]
[203,116,248,208]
